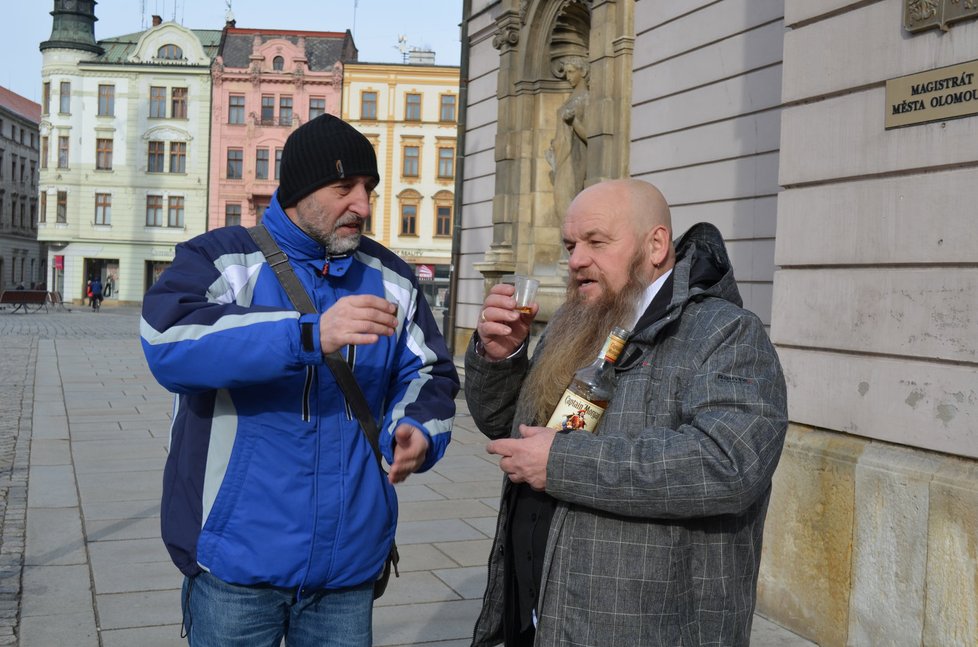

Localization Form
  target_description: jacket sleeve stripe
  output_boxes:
[140,310,300,346]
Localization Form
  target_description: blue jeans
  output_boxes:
[182,572,373,647]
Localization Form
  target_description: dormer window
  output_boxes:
[158,44,183,60]
[272,56,285,71]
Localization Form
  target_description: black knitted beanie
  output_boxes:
[277,114,379,208]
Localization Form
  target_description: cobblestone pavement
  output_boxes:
[0,305,144,646]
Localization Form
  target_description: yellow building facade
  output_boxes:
[342,60,460,331]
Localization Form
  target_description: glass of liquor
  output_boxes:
[513,275,540,315]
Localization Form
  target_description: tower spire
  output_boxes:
[40,0,102,55]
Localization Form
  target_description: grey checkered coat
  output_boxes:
[466,223,788,647]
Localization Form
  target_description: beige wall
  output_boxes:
[631,0,784,326]
[761,1,978,644]
[774,0,978,458]
[455,2,500,351]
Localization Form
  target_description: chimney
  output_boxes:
[152,15,162,26]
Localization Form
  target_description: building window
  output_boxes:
[225,203,241,227]
[274,148,282,180]
[59,81,70,113]
[56,191,67,223]
[361,91,377,120]
[229,94,245,124]
[436,205,452,237]
[279,96,293,125]
[400,203,417,235]
[157,44,183,60]
[405,93,422,121]
[58,136,69,168]
[169,142,186,173]
[40,137,48,169]
[147,141,165,173]
[272,56,284,71]
[150,86,166,118]
[171,87,188,119]
[146,195,163,227]
[438,147,454,178]
[227,148,243,179]
[168,196,185,228]
[39,192,46,223]
[94,193,111,225]
[309,97,325,119]
[98,85,115,116]
[95,138,113,170]
[440,94,456,122]
[42,82,51,115]
[11,156,16,180]
[255,148,269,180]
[402,145,419,177]
[261,95,274,125]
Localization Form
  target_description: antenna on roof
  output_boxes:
[395,35,410,63]
[353,0,359,42]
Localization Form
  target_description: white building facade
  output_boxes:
[38,3,218,304]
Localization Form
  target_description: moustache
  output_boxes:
[334,215,363,232]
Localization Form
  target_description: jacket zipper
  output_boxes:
[301,366,313,422]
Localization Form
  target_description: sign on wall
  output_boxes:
[885,60,978,128]
[905,0,978,33]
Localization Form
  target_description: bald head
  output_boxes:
[570,179,672,239]
[562,179,675,301]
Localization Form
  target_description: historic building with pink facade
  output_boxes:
[207,24,356,231]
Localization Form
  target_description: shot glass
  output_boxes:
[513,275,540,314]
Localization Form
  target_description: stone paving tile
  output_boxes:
[85,516,161,542]
[96,588,182,630]
[19,610,98,647]
[20,564,93,616]
[433,566,487,600]
[100,624,183,647]
[433,538,494,567]
[374,571,461,607]
[373,599,483,646]
[396,519,487,545]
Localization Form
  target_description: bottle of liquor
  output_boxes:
[545,327,629,433]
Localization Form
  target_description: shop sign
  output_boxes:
[885,59,978,128]
[418,264,435,281]
[905,0,978,33]
[54,255,64,270]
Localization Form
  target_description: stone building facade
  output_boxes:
[0,87,43,292]
[455,1,978,644]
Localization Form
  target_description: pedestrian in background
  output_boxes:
[467,179,788,647]
[89,276,103,311]
[141,114,459,646]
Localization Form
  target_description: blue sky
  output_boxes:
[4,0,463,103]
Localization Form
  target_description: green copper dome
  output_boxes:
[40,0,102,54]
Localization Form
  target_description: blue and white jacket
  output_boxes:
[140,194,459,591]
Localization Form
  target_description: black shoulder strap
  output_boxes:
[247,225,385,468]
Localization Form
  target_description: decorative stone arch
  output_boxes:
[129,22,210,65]
[474,0,634,320]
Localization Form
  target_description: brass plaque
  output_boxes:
[905,0,978,33]
[885,60,978,128]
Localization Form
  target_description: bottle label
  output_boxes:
[546,388,605,433]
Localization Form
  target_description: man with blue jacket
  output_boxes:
[141,114,459,646]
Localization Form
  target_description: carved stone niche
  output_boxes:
[476,0,633,325]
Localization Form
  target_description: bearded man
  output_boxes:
[465,179,788,647]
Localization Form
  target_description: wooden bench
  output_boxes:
[0,290,50,313]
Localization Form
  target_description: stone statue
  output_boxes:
[547,56,589,221]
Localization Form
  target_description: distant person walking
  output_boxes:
[89,277,103,311]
